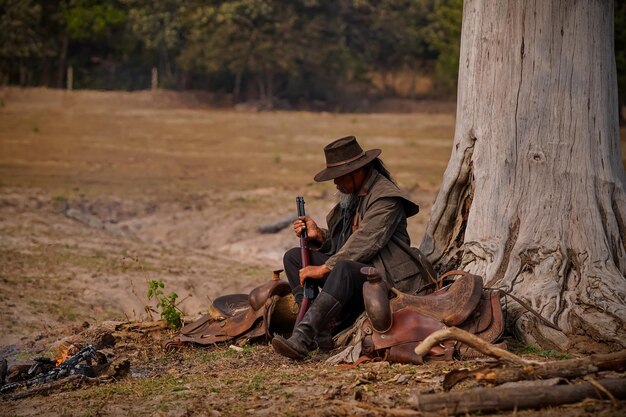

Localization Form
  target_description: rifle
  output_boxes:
[295,196,317,324]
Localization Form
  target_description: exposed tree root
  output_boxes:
[419,0,626,349]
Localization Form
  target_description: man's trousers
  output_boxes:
[283,247,369,331]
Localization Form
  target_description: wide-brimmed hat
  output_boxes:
[314,136,381,182]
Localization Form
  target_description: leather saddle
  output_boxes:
[360,269,505,363]
[164,278,297,350]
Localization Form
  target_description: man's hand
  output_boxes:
[293,216,323,243]
[299,264,330,286]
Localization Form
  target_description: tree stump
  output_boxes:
[420,0,626,349]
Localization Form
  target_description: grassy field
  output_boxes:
[0,89,456,342]
[0,88,453,196]
[0,88,624,416]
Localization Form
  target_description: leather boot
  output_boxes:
[315,329,335,352]
[272,292,342,359]
[295,294,335,351]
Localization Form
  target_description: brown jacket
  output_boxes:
[315,171,423,292]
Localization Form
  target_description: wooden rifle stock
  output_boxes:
[295,196,316,325]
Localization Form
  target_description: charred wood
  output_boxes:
[5,375,94,400]
[0,345,97,394]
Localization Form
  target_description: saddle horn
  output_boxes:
[361,267,393,333]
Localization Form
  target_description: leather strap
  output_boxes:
[417,269,561,332]
[494,288,562,332]
[326,151,366,167]
[431,270,473,291]
[390,235,438,286]
[439,270,469,280]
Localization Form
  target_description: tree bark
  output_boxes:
[56,33,68,89]
[234,69,243,101]
[420,0,626,349]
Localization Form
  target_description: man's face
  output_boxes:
[333,172,356,194]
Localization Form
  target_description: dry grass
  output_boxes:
[0,88,454,349]
[0,88,624,416]
[0,88,454,198]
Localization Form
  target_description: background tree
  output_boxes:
[0,0,45,85]
[63,0,127,89]
[423,0,463,96]
[420,0,626,350]
[123,0,183,88]
[1,0,625,110]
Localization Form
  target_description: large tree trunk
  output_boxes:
[56,33,68,89]
[420,0,626,350]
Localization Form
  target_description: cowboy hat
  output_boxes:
[314,136,381,182]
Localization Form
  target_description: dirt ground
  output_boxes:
[1,88,625,416]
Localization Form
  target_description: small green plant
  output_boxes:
[512,342,569,360]
[147,279,182,328]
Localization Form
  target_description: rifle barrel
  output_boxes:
[295,196,316,325]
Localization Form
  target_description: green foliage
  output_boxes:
[0,0,467,98]
[123,0,182,51]
[147,279,182,329]
[512,342,569,360]
[4,0,626,105]
[423,0,463,96]
[0,0,44,59]
[121,0,185,88]
[64,0,126,40]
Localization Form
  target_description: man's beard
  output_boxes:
[337,191,357,210]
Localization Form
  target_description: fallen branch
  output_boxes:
[3,357,131,400]
[409,377,626,415]
[115,320,170,333]
[413,326,537,365]
[258,215,297,234]
[444,349,626,390]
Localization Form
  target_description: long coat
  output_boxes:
[314,171,424,293]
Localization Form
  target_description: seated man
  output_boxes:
[272,136,423,360]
